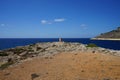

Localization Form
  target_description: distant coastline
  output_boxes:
[91,38,120,41]
[93,27,120,40]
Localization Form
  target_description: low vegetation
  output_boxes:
[0,53,8,56]
[0,61,13,70]
[86,43,98,47]
[95,27,120,38]
[14,48,25,55]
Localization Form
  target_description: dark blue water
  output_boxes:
[0,38,120,50]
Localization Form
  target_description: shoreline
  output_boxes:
[0,42,120,70]
[91,38,120,41]
[0,42,120,80]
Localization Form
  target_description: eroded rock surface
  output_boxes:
[0,42,120,69]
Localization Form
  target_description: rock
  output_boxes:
[31,73,40,80]
[36,47,42,51]
[0,42,120,69]
[19,51,27,56]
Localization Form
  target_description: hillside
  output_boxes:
[93,27,120,40]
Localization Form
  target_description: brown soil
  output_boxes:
[0,52,120,80]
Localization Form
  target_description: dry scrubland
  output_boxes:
[0,42,120,80]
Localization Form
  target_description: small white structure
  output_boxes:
[59,38,62,42]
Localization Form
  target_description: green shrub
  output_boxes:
[86,43,98,47]
[0,61,13,70]
[14,48,25,54]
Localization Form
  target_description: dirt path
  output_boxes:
[0,52,120,80]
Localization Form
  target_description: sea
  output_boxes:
[0,38,120,50]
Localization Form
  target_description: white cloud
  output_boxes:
[41,20,47,24]
[41,18,66,25]
[1,24,5,26]
[41,20,52,24]
[80,24,88,29]
[54,18,65,22]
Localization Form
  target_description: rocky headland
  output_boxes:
[0,42,120,69]
[0,42,120,80]
[92,27,120,40]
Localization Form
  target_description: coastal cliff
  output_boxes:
[92,27,120,40]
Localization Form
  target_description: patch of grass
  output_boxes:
[28,47,34,52]
[86,43,98,47]
[0,61,13,70]
[14,48,25,54]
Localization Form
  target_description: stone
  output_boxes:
[31,73,40,80]
[19,51,27,56]
[0,42,120,69]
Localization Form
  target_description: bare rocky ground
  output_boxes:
[0,52,120,80]
[0,42,120,80]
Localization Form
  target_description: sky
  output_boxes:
[0,0,120,38]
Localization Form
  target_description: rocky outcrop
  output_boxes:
[0,42,120,69]
[93,27,120,40]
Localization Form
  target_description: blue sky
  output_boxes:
[0,0,120,38]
